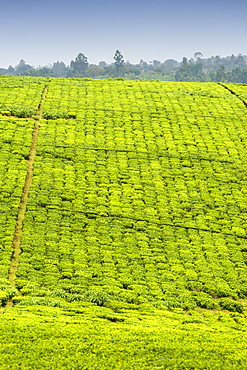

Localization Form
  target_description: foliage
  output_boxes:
[0,279,18,306]
[218,298,244,313]
[1,53,247,82]
[69,53,89,77]
[1,307,247,369]
[113,50,125,77]
[4,77,246,313]
[0,115,38,281]
[175,63,206,81]
[1,77,247,368]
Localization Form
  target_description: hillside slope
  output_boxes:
[1,77,247,368]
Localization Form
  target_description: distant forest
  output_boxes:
[1,51,247,83]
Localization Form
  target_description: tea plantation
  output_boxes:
[1,76,247,369]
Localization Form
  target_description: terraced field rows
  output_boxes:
[1,77,247,369]
[1,78,246,312]
[7,85,48,297]
[0,117,33,275]
[0,77,48,302]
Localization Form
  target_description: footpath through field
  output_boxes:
[1,78,247,368]
[6,84,49,306]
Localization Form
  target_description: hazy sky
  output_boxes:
[1,0,247,68]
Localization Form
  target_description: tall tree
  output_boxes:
[194,52,203,61]
[215,65,227,82]
[182,57,188,66]
[99,61,107,68]
[69,53,89,76]
[113,50,124,77]
[52,61,68,77]
[235,54,245,69]
[16,59,33,74]
[7,65,14,74]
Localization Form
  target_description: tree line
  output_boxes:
[1,51,247,83]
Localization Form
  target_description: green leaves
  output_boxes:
[2,76,247,368]
[1,77,247,315]
[0,279,18,306]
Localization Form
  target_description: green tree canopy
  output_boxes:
[69,53,89,76]
[52,61,68,77]
[175,62,205,82]
[16,59,33,75]
[113,50,124,77]
[215,65,227,82]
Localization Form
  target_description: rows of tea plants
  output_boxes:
[0,116,36,303]
[223,83,247,105]
[0,77,48,304]
[14,79,247,312]
[0,76,47,117]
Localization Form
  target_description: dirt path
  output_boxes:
[6,85,49,307]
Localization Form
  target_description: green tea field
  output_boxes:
[1,76,247,369]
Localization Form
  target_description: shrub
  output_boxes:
[192,292,217,309]
[83,289,111,307]
[218,298,243,313]
[0,291,8,306]
[16,297,65,308]
[0,278,18,305]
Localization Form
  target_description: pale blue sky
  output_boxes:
[1,0,247,68]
